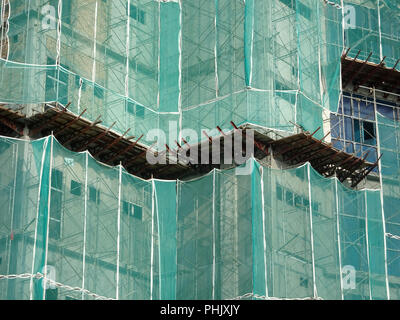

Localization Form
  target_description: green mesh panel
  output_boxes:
[0,0,366,146]
[0,0,398,300]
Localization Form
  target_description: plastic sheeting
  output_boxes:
[0,134,389,300]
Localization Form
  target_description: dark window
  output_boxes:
[52,169,63,190]
[330,114,340,138]
[343,96,352,116]
[50,190,62,240]
[312,202,319,214]
[70,180,82,196]
[362,121,376,146]
[94,85,104,99]
[276,185,283,201]
[286,191,293,206]
[133,205,143,220]
[126,100,135,115]
[62,0,72,25]
[360,100,375,121]
[333,139,344,151]
[344,117,353,141]
[136,105,145,118]
[128,4,146,24]
[303,198,309,209]
[45,288,58,300]
[345,142,354,154]
[89,186,100,204]
[138,9,145,24]
[294,195,303,208]
[300,277,309,288]
[49,218,61,240]
[353,119,361,143]
[377,104,395,120]
[297,2,311,20]
[122,201,143,221]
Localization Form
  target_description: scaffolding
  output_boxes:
[0,0,399,300]
[0,135,388,300]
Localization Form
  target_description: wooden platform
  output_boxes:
[271,130,377,187]
[0,103,194,179]
[342,49,400,97]
[0,103,378,186]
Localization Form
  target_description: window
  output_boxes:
[362,121,376,145]
[126,100,135,115]
[89,186,100,204]
[45,288,58,300]
[123,201,143,220]
[136,105,145,118]
[94,85,104,99]
[125,100,145,119]
[52,169,63,189]
[312,202,319,214]
[286,190,293,206]
[128,4,145,24]
[62,0,72,25]
[50,169,63,240]
[353,119,361,143]
[70,180,82,196]
[133,205,143,220]
[46,57,69,106]
[330,93,379,172]
[276,184,283,201]
[294,195,303,208]
[300,277,309,288]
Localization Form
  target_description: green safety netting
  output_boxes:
[2,0,389,146]
[0,0,399,300]
[377,112,400,300]
[0,134,389,300]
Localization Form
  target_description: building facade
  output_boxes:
[0,0,399,300]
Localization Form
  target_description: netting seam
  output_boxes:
[227,292,323,300]
[0,273,114,300]
[364,191,373,300]
[322,0,342,9]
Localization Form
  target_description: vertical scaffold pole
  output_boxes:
[81,151,88,300]
[42,135,54,300]
[212,170,216,300]
[364,191,373,300]
[334,177,344,300]
[116,164,122,300]
[30,137,49,300]
[373,88,390,300]
[150,179,155,300]
[260,166,268,297]
[307,164,318,299]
